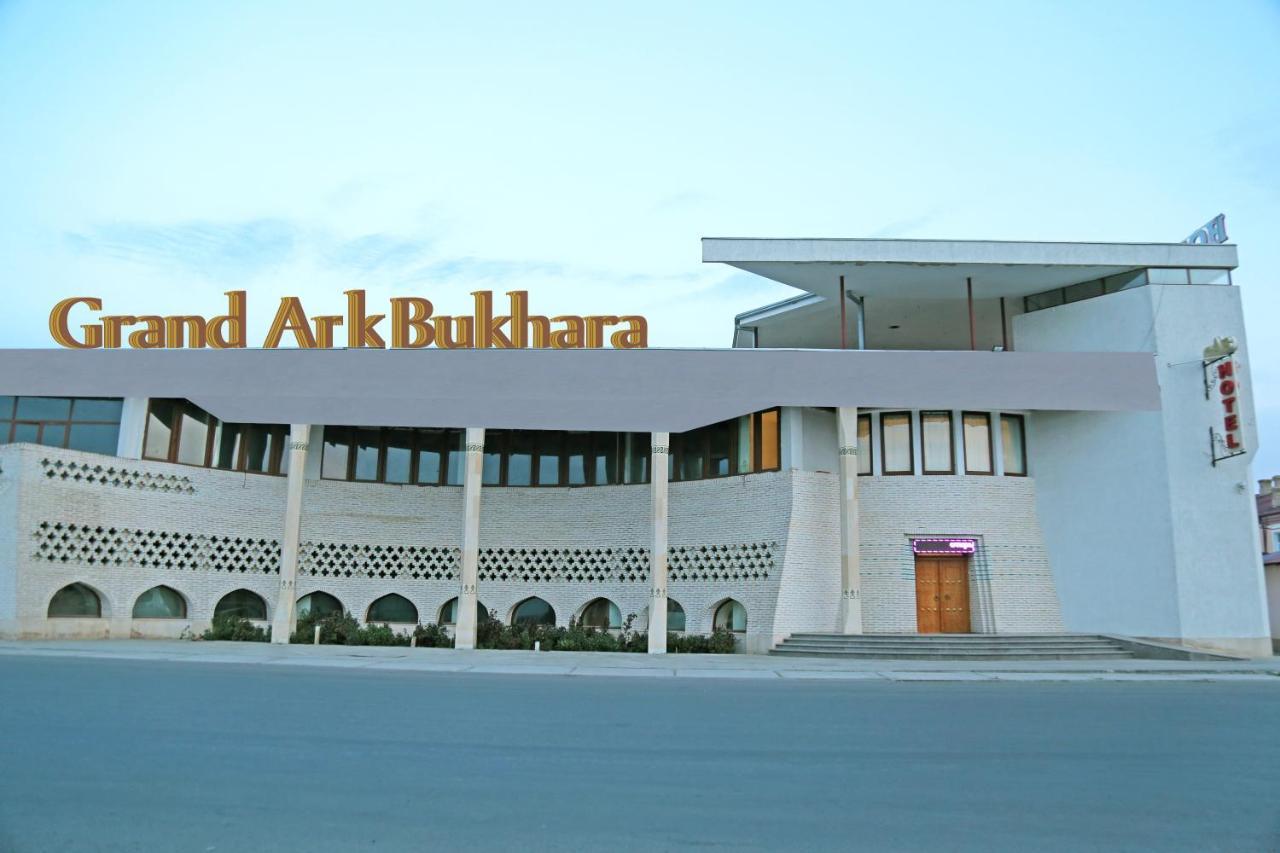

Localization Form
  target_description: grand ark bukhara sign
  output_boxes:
[48,290,648,349]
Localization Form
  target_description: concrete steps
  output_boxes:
[769,633,1138,660]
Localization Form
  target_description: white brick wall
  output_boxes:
[0,441,1064,644]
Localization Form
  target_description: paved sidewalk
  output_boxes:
[2,639,1278,681]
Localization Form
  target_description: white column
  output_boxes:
[647,432,670,654]
[270,424,311,644]
[453,428,486,650]
[837,407,863,634]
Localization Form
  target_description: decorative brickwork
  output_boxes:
[32,521,279,574]
[39,457,195,494]
[300,542,459,581]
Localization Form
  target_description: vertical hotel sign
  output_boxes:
[1203,337,1245,465]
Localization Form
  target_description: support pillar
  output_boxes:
[270,424,311,644]
[454,427,486,650]
[647,432,670,654]
[836,408,863,634]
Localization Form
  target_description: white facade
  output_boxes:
[0,235,1270,656]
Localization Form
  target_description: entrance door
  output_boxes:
[915,556,971,633]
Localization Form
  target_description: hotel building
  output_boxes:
[0,236,1270,656]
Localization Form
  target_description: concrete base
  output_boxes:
[1142,636,1274,659]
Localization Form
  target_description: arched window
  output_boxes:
[713,599,747,633]
[667,598,686,632]
[132,585,187,619]
[214,589,267,621]
[367,594,418,624]
[48,583,102,618]
[296,591,343,618]
[438,597,489,626]
[580,597,621,630]
[511,596,555,628]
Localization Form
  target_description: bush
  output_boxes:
[411,622,453,648]
[202,612,270,643]
[668,629,737,654]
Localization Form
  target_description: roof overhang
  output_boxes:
[0,348,1160,432]
[705,238,1239,302]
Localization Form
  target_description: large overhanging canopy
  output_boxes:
[0,348,1159,432]
[703,238,1239,302]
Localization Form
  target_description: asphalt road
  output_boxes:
[0,656,1277,852]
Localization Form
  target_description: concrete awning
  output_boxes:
[0,348,1160,432]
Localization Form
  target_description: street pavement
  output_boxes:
[0,651,1278,852]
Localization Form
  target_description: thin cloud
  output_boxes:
[65,219,298,280]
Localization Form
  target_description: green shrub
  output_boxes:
[411,622,453,648]
[291,610,361,644]
[202,612,270,643]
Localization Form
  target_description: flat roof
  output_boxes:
[704,237,1238,301]
[0,348,1160,432]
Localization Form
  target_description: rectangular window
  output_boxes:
[144,399,177,460]
[593,433,619,485]
[857,414,872,475]
[16,397,71,421]
[383,429,413,484]
[482,430,503,485]
[1147,268,1190,285]
[678,432,705,481]
[175,407,211,466]
[352,428,380,481]
[536,432,562,485]
[757,409,780,471]
[880,412,913,475]
[444,430,464,485]
[921,412,953,474]
[963,413,993,474]
[506,431,534,486]
[321,427,351,480]
[624,433,649,484]
[1001,414,1027,476]
[415,430,443,485]
[707,421,732,477]
[566,432,589,485]
[213,423,243,470]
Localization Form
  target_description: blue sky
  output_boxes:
[1,1,1277,470]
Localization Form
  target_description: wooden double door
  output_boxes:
[915,556,971,633]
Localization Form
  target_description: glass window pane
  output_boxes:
[16,397,71,420]
[714,600,746,632]
[214,589,267,620]
[537,432,562,485]
[321,427,350,479]
[67,423,120,455]
[666,599,686,632]
[296,592,342,618]
[1104,270,1146,293]
[758,409,780,471]
[351,428,380,481]
[708,421,732,477]
[48,583,101,617]
[963,413,993,474]
[1001,415,1027,476]
[881,413,913,474]
[0,397,13,418]
[214,424,242,469]
[444,430,465,485]
[1063,279,1104,304]
[71,399,123,421]
[566,432,589,485]
[591,433,617,485]
[857,414,872,475]
[0,422,9,443]
[383,430,413,484]
[416,430,442,485]
[132,586,187,618]
[506,431,534,486]
[144,400,176,460]
[624,433,649,484]
[243,426,276,473]
[1147,268,1189,285]
[12,423,38,443]
[736,416,753,474]
[512,597,555,627]
[678,431,705,481]
[39,424,67,448]
[1189,269,1230,285]
[921,412,953,473]
[175,406,210,466]
[368,594,418,623]
[482,431,503,485]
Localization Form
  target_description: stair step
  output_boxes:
[768,649,1135,660]
[770,632,1136,660]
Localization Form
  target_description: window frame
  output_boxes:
[919,411,954,475]
[879,411,915,476]
[1000,414,1028,477]
[143,399,286,476]
[962,411,995,476]
[856,413,873,476]
[1,397,123,453]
